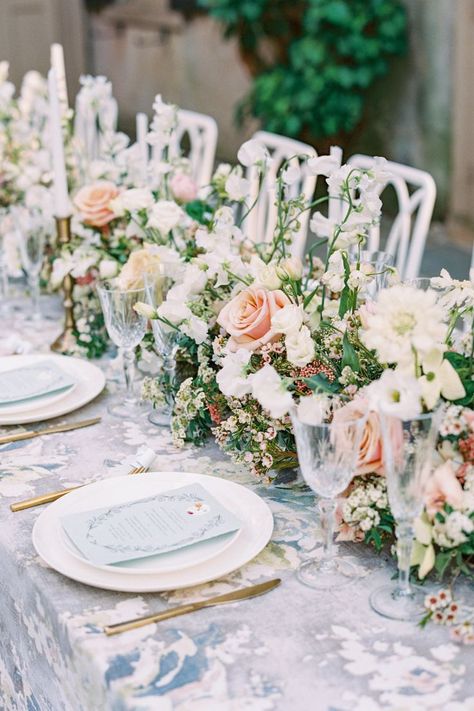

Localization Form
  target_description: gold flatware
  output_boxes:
[0,416,101,446]
[10,463,150,512]
[103,578,282,636]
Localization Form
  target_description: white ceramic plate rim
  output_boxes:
[0,354,105,424]
[0,381,77,416]
[32,471,274,592]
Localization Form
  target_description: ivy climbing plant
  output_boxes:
[199,0,407,143]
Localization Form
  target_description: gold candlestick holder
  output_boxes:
[51,215,77,354]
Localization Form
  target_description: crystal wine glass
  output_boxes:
[144,268,179,427]
[290,397,367,589]
[97,281,147,418]
[349,249,395,301]
[370,410,440,620]
[15,208,49,325]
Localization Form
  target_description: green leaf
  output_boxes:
[341,331,360,372]
[302,373,339,394]
[338,286,350,318]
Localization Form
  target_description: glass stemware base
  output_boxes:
[297,552,361,590]
[369,583,426,621]
[107,398,145,419]
[148,406,172,427]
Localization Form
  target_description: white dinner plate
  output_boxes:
[0,381,77,417]
[33,471,274,592]
[0,355,105,425]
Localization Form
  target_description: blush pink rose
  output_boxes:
[74,181,119,228]
[332,398,403,476]
[217,286,290,351]
[170,173,198,203]
[424,461,464,519]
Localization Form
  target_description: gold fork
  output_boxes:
[10,463,150,512]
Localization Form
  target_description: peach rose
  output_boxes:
[332,398,403,476]
[217,286,290,351]
[170,173,198,203]
[74,181,119,228]
[424,461,464,519]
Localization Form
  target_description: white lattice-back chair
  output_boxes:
[345,154,436,280]
[243,130,319,259]
[168,109,218,188]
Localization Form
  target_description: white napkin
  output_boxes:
[114,446,157,475]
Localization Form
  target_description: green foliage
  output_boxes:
[200,0,407,139]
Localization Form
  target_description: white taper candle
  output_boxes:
[48,68,71,218]
[50,44,69,116]
[136,112,149,185]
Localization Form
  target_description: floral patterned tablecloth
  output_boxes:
[1,312,473,711]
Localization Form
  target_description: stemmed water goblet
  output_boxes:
[369,410,440,620]
[349,249,395,301]
[290,396,367,589]
[97,281,147,418]
[144,268,179,427]
[14,208,49,325]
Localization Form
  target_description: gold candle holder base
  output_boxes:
[51,215,77,354]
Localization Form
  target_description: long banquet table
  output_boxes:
[1,310,473,711]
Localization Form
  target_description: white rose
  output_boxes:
[99,259,119,279]
[285,326,315,367]
[271,304,304,335]
[250,364,293,419]
[216,349,252,398]
[147,200,184,234]
[225,171,250,201]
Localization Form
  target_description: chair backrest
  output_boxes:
[168,109,218,188]
[346,154,436,280]
[243,130,317,259]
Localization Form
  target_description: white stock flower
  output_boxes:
[216,349,252,397]
[251,364,293,419]
[365,369,422,419]
[167,263,207,299]
[321,250,345,292]
[271,304,304,335]
[147,200,184,234]
[431,268,474,312]
[237,139,269,168]
[157,299,191,326]
[360,285,448,366]
[225,170,250,201]
[282,164,301,186]
[307,153,340,177]
[285,326,315,367]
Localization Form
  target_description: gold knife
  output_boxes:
[103,578,281,636]
[0,416,101,446]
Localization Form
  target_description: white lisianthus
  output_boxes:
[271,304,304,335]
[110,188,154,216]
[147,200,184,233]
[251,364,293,419]
[237,139,269,168]
[419,349,466,410]
[181,316,208,344]
[99,259,119,280]
[360,285,448,367]
[225,170,250,201]
[216,349,252,397]
[307,153,340,177]
[365,369,422,419]
[285,326,315,367]
[295,394,330,425]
